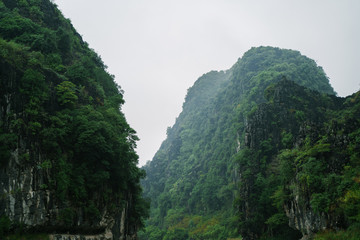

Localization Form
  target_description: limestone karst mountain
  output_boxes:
[141,46,360,240]
[0,0,148,239]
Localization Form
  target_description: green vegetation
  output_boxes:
[1,1,358,238]
[0,0,148,236]
[141,46,359,239]
[235,80,360,239]
[314,223,360,240]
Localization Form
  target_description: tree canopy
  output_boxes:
[141,46,359,239]
[0,0,148,236]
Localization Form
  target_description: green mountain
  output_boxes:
[0,0,148,239]
[141,47,360,239]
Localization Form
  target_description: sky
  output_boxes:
[54,0,360,167]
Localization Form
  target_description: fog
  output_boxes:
[55,0,360,166]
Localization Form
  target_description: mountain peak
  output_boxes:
[140,46,358,240]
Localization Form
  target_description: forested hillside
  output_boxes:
[141,47,360,239]
[0,0,148,239]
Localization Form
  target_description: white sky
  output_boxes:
[54,0,360,167]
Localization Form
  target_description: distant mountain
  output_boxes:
[0,0,148,239]
[141,46,360,239]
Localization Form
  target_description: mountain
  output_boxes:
[141,46,360,239]
[0,0,148,239]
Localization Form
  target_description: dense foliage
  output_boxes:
[0,0,148,235]
[141,46,359,239]
[235,80,360,239]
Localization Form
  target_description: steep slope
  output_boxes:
[0,0,148,239]
[237,81,360,239]
[140,46,358,239]
[237,79,360,239]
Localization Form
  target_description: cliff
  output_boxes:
[141,47,359,239]
[0,0,148,239]
[241,79,359,239]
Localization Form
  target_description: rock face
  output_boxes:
[1,156,52,227]
[0,149,136,239]
[49,234,112,240]
[284,195,330,240]
[240,79,358,239]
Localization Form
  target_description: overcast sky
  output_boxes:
[54,0,360,167]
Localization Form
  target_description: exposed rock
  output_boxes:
[240,80,349,239]
[284,193,331,239]
[0,152,136,239]
[49,233,112,240]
